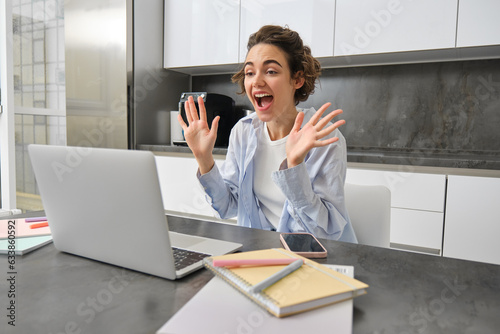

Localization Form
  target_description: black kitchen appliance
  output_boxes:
[179,92,238,147]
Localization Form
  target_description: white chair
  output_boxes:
[344,183,391,248]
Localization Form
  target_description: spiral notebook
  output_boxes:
[203,248,368,318]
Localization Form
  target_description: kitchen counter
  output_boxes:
[138,144,500,172]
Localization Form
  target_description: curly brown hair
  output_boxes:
[232,25,321,105]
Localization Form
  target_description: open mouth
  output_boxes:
[254,93,274,109]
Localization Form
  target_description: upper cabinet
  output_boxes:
[456,0,500,47]
[334,0,458,56]
[239,0,335,63]
[163,0,500,73]
[163,0,240,68]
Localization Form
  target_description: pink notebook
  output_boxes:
[0,218,51,239]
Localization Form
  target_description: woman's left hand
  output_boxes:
[286,103,345,168]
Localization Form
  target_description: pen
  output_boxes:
[25,216,48,223]
[213,258,298,267]
[29,222,49,229]
[250,259,304,293]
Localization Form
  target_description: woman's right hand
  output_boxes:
[177,95,220,174]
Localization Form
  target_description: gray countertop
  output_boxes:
[3,214,499,333]
[138,144,500,171]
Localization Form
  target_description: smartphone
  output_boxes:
[279,233,327,258]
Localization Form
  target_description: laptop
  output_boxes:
[28,144,242,280]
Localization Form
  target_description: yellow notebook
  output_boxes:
[203,248,368,318]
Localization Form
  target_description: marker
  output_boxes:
[29,222,49,229]
[212,258,298,267]
[250,259,304,293]
[25,217,48,223]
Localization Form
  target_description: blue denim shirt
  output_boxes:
[198,108,358,243]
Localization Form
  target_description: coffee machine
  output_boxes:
[178,92,238,147]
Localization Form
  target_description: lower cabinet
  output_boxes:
[443,175,500,265]
[346,168,447,254]
[155,155,212,216]
[154,155,236,223]
[390,208,444,254]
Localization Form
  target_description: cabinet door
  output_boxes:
[239,0,335,63]
[164,0,240,68]
[443,175,500,265]
[334,0,457,56]
[391,208,444,253]
[155,155,237,223]
[346,169,446,212]
[155,155,214,216]
[456,0,500,47]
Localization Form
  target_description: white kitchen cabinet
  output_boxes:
[239,0,335,62]
[163,0,240,68]
[155,155,213,216]
[346,169,446,211]
[154,155,236,223]
[334,0,458,56]
[391,208,444,252]
[346,168,447,254]
[443,175,500,265]
[456,0,500,47]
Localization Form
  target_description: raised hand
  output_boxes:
[286,103,345,168]
[177,95,220,174]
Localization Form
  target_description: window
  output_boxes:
[12,0,66,212]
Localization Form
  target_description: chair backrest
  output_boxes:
[344,183,391,248]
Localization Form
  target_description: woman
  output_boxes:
[178,25,357,243]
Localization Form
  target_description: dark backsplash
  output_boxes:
[192,59,500,169]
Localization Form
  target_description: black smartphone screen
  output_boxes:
[282,233,325,252]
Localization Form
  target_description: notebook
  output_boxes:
[27,144,242,280]
[0,235,53,255]
[156,264,355,334]
[0,217,51,239]
[203,248,368,317]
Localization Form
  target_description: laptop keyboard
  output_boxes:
[172,247,211,271]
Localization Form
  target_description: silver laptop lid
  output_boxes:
[28,145,178,279]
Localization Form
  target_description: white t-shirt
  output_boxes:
[253,123,287,228]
